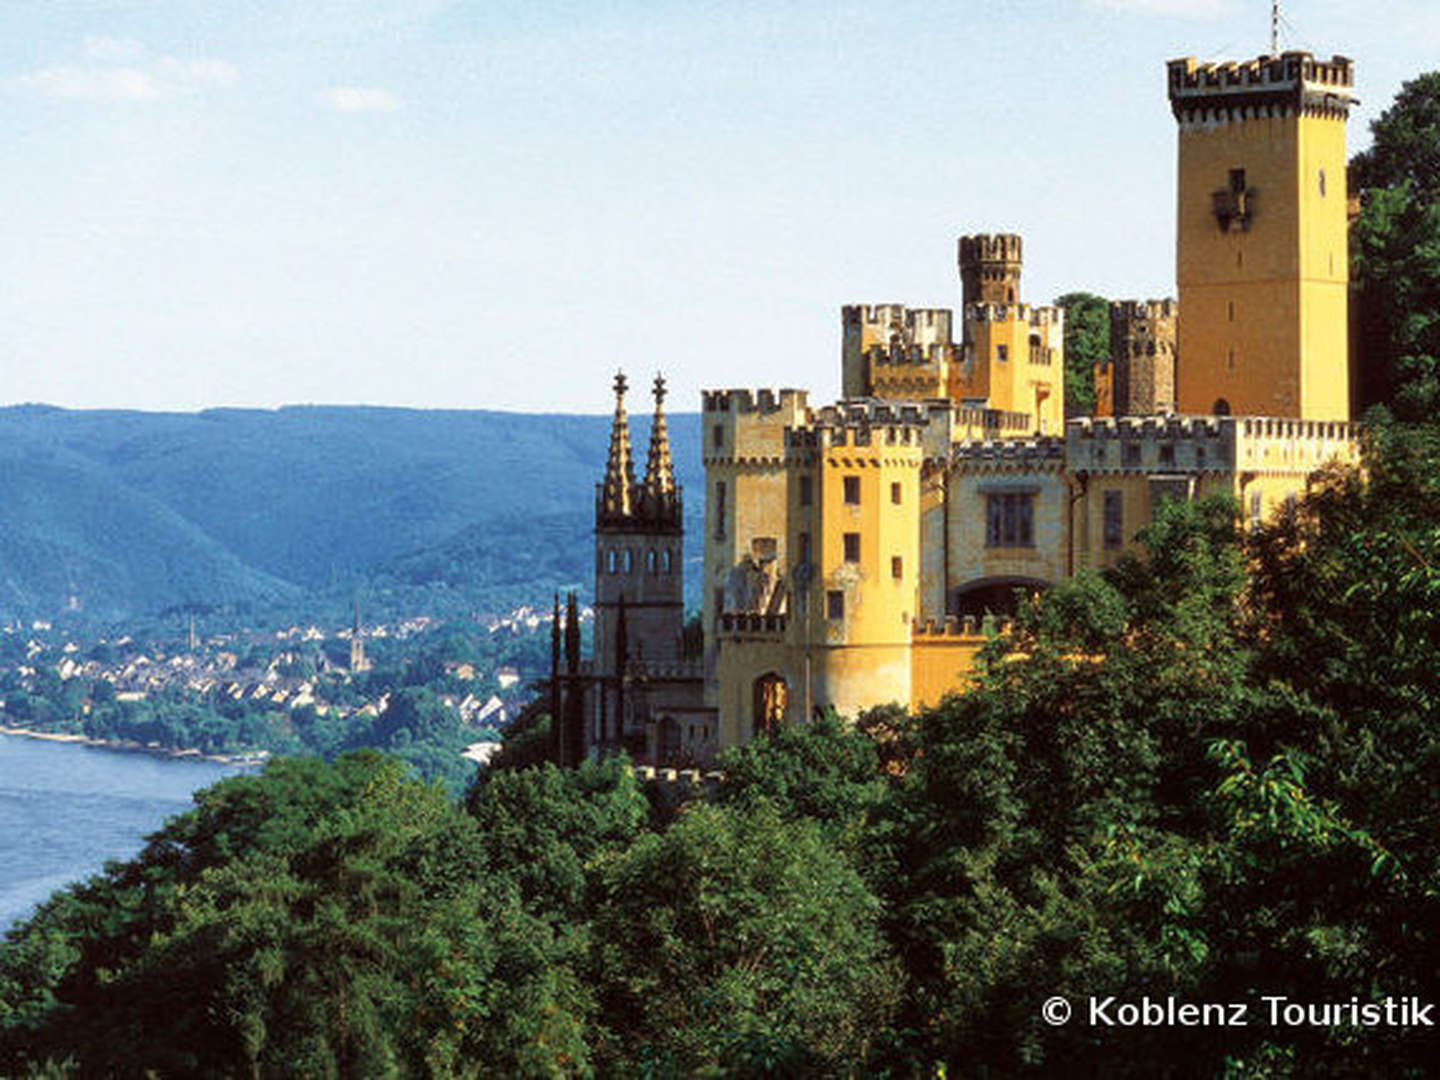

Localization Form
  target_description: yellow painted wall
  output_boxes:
[909,631,986,710]
[1176,108,1349,420]
[959,306,1064,434]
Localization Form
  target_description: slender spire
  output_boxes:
[642,373,678,520]
[600,370,636,522]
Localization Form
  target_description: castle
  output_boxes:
[554,48,1361,767]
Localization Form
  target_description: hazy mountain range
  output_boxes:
[0,404,702,625]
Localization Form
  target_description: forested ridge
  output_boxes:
[1,70,1439,1080]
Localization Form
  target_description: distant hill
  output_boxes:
[0,404,702,623]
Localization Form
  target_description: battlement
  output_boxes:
[865,342,958,368]
[718,612,788,637]
[623,658,706,681]
[952,436,1065,466]
[811,399,949,428]
[964,302,1063,327]
[1069,415,1225,441]
[842,304,954,340]
[911,614,1010,639]
[958,233,1022,267]
[1168,51,1355,121]
[702,388,810,414]
[1111,298,1178,322]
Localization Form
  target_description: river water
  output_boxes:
[0,733,244,932]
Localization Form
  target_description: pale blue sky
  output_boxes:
[2,0,1435,413]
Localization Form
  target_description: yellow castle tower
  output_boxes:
[1170,51,1355,420]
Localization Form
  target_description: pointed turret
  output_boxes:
[599,371,637,524]
[642,373,679,524]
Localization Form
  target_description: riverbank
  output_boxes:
[0,726,269,768]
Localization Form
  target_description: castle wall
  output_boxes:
[909,620,988,710]
[945,439,1068,610]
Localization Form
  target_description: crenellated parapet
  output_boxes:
[866,342,958,367]
[964,302,1063,328]
[1168,51,1355,124]
[702,388,810,414]
[1066,413,1360,476]
[1234,416,1361,473]
[1067,414,1232,473]
[959,233,1023,307]
[841,304,954,344]
[911,614,1010,639]
[717,612,788,638]
[952,436,1066,472]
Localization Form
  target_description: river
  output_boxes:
[0,733,245,932]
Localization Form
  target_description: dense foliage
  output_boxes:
[1054,291,1109,417]
[1350,71,1440,417]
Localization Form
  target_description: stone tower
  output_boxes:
[1109,299,1178,416]
[1169,51,1354,420]
[958,233,1023,306]
[592,372,685,754]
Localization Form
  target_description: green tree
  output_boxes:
[1350,72,1440,415]
[589,801,901,1075]
[1054,290,1109,416]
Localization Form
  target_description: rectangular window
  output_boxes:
[891,556,903,580]
[985,493,1034,548]
[1123,442,1141,466]
[979,498,1036,550]
[1103,490,1124,550]
[799,475,813,506]
[797,531,811,565]
[714,481,727,539]
[1249,491,1263,529]
[713,587,724,626]
[826,589,844,620]
[713,423,724,449]
[1159,443,1175,465]
[843,532,860,563]
[890,481,902,505]
[996,344,1009,363]
[1229,167,1246,194]
[843,476,860,504]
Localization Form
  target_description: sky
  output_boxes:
[2,0,1436,415]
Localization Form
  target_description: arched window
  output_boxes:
[662,549,673,573]
[623,549,634,574]
[606,549,618,573]
[1213,398,1232,417]
[646,549,657,573]
[753,673,788,739]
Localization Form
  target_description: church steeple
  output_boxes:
[642,373,678,523]
[599,371,637,523]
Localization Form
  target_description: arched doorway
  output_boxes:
[752,673,787,739]
[949,576,1051,619]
